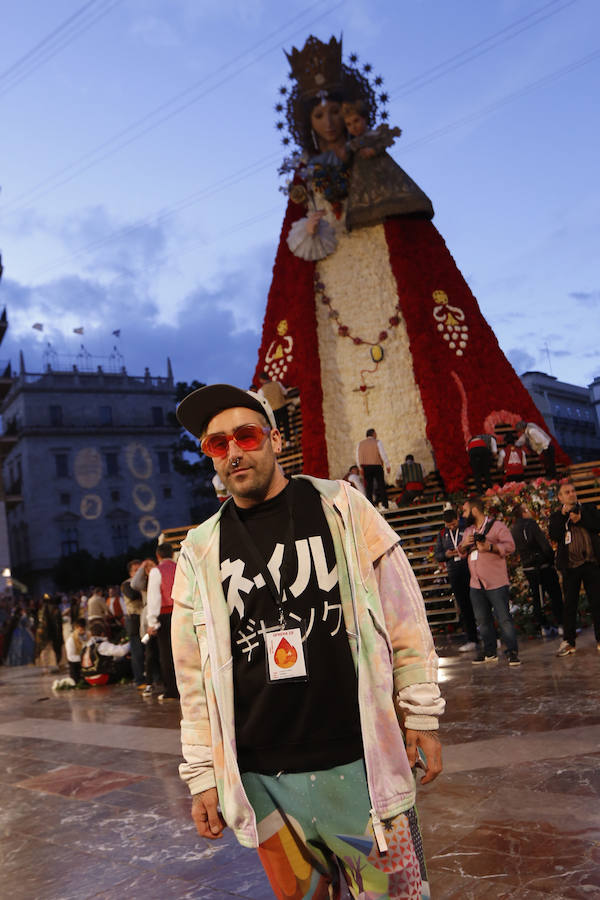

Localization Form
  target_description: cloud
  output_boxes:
[507,348,536,374]
[57,206,169,281]
[0,255,265,390]
[569,290,600,307]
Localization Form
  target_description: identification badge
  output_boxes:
[265,627,308,683]
[565,531,572,545]
[470,550,479,561]
[453,555,461,562]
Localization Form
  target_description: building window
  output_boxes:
[49,405,63,426]
[157,450,170,474]
[111,489,120,502]
[60,492,70,506]
[152,406,164,426]
[163,486,172,499]
[60,526,79,556]
[99,405,113,426]
[105,451,119,477]
[111,520,129,554]
[55,453,69,478]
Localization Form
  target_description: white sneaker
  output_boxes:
[458,641,477,652]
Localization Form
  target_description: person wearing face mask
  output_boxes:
[459,497,520,667]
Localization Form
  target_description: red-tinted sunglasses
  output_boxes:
[201,423,271,459]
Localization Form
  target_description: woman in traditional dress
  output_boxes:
[254,35,564,490]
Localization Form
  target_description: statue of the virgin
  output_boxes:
[254,35,564,489]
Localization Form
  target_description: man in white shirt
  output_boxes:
[515,420,556,479]
[147,542,179,702]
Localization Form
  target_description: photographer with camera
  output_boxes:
[459,497,520,667]
[549,481,600,657]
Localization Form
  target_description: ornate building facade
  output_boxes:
[1,354,191,593]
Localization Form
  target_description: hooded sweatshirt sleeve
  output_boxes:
[171,546,216,796]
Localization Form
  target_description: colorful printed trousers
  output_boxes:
[242,759,429,899]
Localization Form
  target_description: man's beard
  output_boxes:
[464,513,475,526]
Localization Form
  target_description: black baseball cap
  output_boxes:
[176,383,276,439]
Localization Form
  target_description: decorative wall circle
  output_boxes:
[133,483,156,512]
[139,515,161,539]
[126,443,153,479]
[80,494,103,520]
[74,448,103,489]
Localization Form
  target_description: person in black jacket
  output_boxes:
[434,508,478,651]
[548,481,600,657]
[510,504,563,636]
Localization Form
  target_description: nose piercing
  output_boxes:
[231,458,240,468]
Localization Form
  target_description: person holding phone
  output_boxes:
[549,480,600,657]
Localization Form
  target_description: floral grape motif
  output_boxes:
[432,289,469,356]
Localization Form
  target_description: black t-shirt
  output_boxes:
[219,478,362,774]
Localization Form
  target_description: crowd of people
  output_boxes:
[466,419,556,493]
[0,542,181,698]
[433,480,600,663]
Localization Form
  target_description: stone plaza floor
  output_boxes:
[0,630,599,900]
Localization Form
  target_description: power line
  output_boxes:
[1,0,345,216]
[0,0,123,99]
[31,153,281,278]
[389,0,578,99]
[399,47,600,155]
[29,45,600,281]
[1,0,577,224]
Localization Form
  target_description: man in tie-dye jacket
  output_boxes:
[172,383,444,900]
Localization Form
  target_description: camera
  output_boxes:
[473,532,486,543]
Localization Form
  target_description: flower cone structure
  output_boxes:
[254,198,567,491]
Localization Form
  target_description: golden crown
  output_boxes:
[285,35,343,101]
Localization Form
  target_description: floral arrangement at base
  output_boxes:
[482,478,591,636]
[52,677,76,691]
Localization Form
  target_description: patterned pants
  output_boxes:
[242,759,429,900]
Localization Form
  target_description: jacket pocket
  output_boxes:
[192,611,210,667]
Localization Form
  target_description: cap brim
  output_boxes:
[176,383,276,438]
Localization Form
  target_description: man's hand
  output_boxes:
[191,788,226,840]
[569,510,581,524]
[405,729,443,785]
[445,549,456,559]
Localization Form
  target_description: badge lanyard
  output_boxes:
[448,527,461,562]
[229,481,308,683]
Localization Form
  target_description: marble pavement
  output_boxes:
[0,630,598,899]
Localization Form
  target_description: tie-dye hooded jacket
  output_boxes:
[171,475,443,849]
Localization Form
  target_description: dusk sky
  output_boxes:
[1,0,599,391]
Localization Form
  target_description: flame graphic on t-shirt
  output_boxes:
[274,637,297,669]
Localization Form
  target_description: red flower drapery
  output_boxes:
[255,204,568,490]
[253,198,328,477]
[384,218,568,490]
